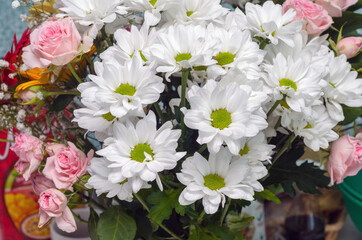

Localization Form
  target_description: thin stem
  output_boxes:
[83,54,95,74]
[134,193,182,240]
[71,209,88,224]
[180,70,189,139]
[0,139,14,143]
[154,102,165,124]
[77,191,106,210]
[353,120,358,134]
[159,174,172,189]
[198,144,207,154]
[45,91,80,97]
[267,99,282,118]
[67,63,83,84]
[220,198,231,226]
[197,210,206,224]
[268,134,297,170]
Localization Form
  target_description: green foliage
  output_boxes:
[254,189,281,204]
[339,105,362,125]
[226,211,254,233]
[135,213,153,240]
[188,224,246,240]
[49,94,75,112]
[88,208,100,240]
[330,12,362,37]
[97,206,137,240]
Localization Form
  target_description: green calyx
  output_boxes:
[130,143,154,163]
[175,53,192,62]
[279,78,297,92]
[119,179,128,184]
[186,11,194,17]
[204,174,225,190]
[215,52,235,66]
[149,0,157,6]
[280,98,290,109]
[329,82,336,88]
[115,83,136,96]
[304,123,313,129]
[211,108,232,130]
[102,112,116,122]
[239,145,249,156]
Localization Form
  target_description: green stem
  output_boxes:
[134,193,182,240]
[180,70,189,139]
[268,134,297,170]
[198,144,207,154]
[0,139,14,143]
[159,174,172,189]
[267,99,282,118]
[45,91,80,97]
[220,198,231,226]
[154,102,165,124]
[197,210,206,224]
[83,54,95,74]
[353,120,358,134]
[67,63,83,84]
[77,192,106,210]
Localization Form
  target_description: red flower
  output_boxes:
[1,29,31,86]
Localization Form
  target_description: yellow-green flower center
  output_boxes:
[130,143,154,163]
[279,78,297,92]
[102,112,116,122]
[186,11,194,17]
[149,0,157,6]
[239,144,249,156]
[175,53,192,62]
[215,52,235,66]
[204,174,225,190]
[115,83,136,96]
[211,108,232,130]
[304,123,313,129]
[194,66,207,71]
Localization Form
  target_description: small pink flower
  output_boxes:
[327,130,362,185]
[38,188,76,233]
[31,174,56,195]
[316,0,357,17]
[10,134,44,181]
[283,0,333,35]
[43,142,94,191]
[337,37,362,59]
[22,17,81,69]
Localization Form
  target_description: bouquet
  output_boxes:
[1,0,362,239]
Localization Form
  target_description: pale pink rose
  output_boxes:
[31,174,56,195]
[46,143,67,156]
[283,0,333,35]
[22,17,81,69]
[43,142,94,191]
[327,130,362,185]
[337,37,362,59]
[18,89,37,103]
[38,188,76,233]
[316,0,357,17]
[10,134,44,181]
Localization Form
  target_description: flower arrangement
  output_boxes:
[1,0,362,239]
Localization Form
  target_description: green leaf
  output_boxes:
[188,228,218,240]
[226,211,254,233]
[331,12,362,36]
[97,206,137,240]
[88,208,100,240]
[49,94,75,112]
[339,105,362,125]
[254,189,281,204]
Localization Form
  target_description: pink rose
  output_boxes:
[22,17,81,69]
[43,142,94,191]
[316,0,357,17]
[46,143,67,156]
[337,37,362,59]
[38,188,76,233]
[283,0,333,35]
[10,134,44,181]
[31,174,56,195]
[327,130,362,185]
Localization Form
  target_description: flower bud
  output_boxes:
[17,86,43,104]
[31,174,56,195]
[337,37,362,59]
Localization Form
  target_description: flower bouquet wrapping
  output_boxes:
[1,0,362,239]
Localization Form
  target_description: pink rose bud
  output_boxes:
[46,143,67,156]
[316,0,357,17]
[283,0,333,35]
[327,130,362,185]
[38,188,76,233]
[10,134,44,181]
[17,86,43,105]
[22,17,81,69]
[31,174,56,195]
[43,142,94,191]
[337,37,362,59]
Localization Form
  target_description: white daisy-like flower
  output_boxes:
[164,0,229,25]
[206,26,265,80]
[86,157,150,201]
[321,54,362,122]
[177,147,258,214]
[144,24,217,80]
[184,80,268,155]
[263,53,322,112]
[97,111,186,191]
[243,1,303,46]
[56,0,128,38]
[77,54,164,118]
[124,0,176,26]
[237,133,275,163]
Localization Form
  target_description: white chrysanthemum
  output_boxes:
[97,111,186,191]
[124,0,176,26]
[56,0,127,38]
[237,133,275,163]
[263,53,322,112]
[78,54,164,118]
[86,158,151,201]
[177,148,260,214]
[207,26,264,79]
[184,80,268,155]
[164,0,229,25]
[321,54,362,122]
[100,24,156,64]
[243,1,303,46]
[144,24,216,80]
[281,106,338,151]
